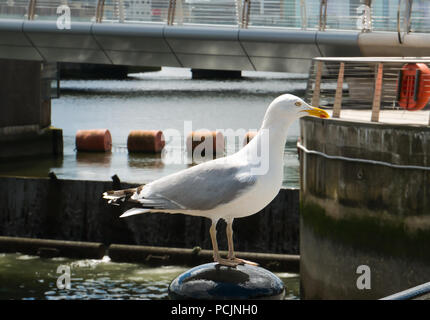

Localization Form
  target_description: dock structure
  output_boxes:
[300,57,430,299]
[0,176,300,259]
[0,59,62,160]
[2,1,430,158]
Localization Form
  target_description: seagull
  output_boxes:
[103,94,329,267]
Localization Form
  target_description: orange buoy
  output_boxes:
[397,63,430,111]
[243,131,258,146]
[75,129,112,152]
[127,130,165,153]
[186,131,224,157]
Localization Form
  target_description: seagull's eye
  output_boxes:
[295,101,302,107]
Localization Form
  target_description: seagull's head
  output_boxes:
[270,94,329,120]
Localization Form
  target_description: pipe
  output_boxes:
[0,236,106,259]
[108,244,300,272]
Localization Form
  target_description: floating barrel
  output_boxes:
[397,63,430,111]
[186,131,224,157]
[243,131,258,146]
[127,130,165,153]
[75,129,112,152]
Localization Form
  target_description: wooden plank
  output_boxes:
[332,62,345,118]
[311,61,323,107]
[371,63,383,122]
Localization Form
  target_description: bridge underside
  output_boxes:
[2,20,430,74]
[0,20,365,74]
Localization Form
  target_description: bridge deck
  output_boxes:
[1,1,430,72]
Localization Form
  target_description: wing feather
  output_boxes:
[136,157,256,211]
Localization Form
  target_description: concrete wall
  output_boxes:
[0,176,299,255]
[0,59,62,159]
[299,117,430,299]
[0,59,50,129]
[0,127,63,160]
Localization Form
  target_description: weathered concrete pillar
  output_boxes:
[299,117,430,299]
[0,59,62,159]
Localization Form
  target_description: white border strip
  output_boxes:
[297,142,430,171]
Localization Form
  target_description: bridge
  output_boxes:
[1,0,430,159]
[1,0,430,73]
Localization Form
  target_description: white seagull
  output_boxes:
[103,94,329,267]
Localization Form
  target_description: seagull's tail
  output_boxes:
[102,187,138,206]
[119,208,151,218]
[103,187,151,218]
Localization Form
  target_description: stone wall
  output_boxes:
[299,117,430,299]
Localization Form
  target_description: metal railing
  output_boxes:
[305,57,430,124]
[1,0,430,34]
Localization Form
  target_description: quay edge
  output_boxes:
[299,116,430,299]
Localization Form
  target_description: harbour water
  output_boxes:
[0,67,305,300]
[0,253,300,300]
[0,67,307,188]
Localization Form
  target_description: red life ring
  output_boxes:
[397,63,430,111]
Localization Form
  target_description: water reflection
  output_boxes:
[127,153,164,169]
[0,155,64,178]
[0,67,306,187]
[76,151,112,167]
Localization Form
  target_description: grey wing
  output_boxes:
[135,159,256,211]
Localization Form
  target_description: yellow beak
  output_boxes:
[304,106,330,119]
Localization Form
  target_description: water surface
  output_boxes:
[0,253,300,300]
[0,68,306,188]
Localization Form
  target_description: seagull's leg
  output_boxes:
[209,218,238,267]
[225,218,259,266]
[226,218,236,260]
[209,219,220,261]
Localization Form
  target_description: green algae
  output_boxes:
[300,201,430,263]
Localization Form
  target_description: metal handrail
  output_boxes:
[397,0,413,43]
[319,0,327,31]
[241,0,250,29]
[0,0,428,34]
[307,57,430,125]
[300,0,307,30]
[167,0,175,25]
[96,0,105,23]
[27,0,36,21]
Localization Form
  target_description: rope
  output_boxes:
[297,142,430,171]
